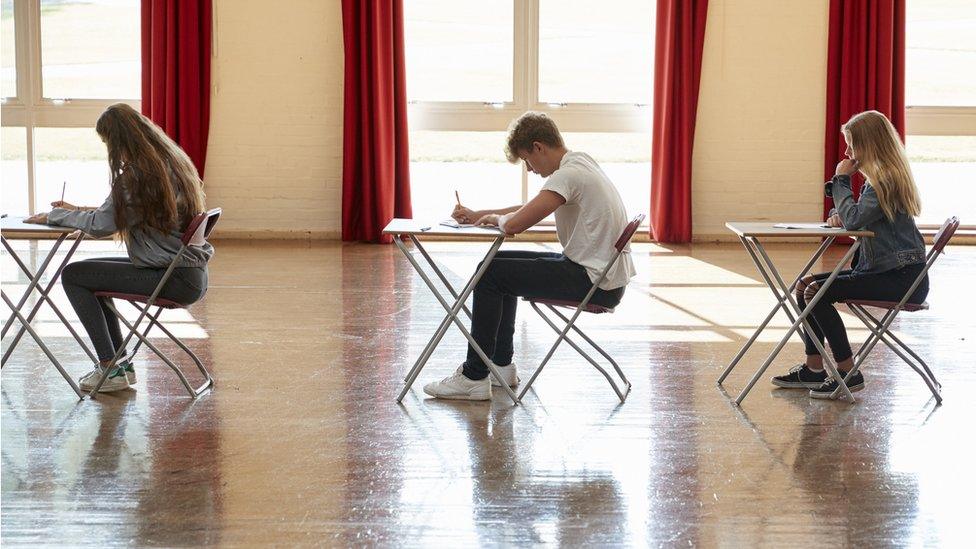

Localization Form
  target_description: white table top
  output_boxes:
[1,215,79,235]
[725,221,873,238]
[383,218,507,237]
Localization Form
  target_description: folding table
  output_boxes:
[383,218,522,404]
[2,216,97,399]
[717,222,874,405]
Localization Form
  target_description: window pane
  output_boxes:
[40,0,140,99]
[1,0,14,98]
[906,0,976,106]
[405,1,512,102]
[0,0,17,97]
[1,126,28,215]
[33,128,110,212]
[527,132,651,224]
[907,136,976,226]
[410,131,521,223]
[539,0,654,104]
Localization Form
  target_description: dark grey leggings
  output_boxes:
[61,257,208,361]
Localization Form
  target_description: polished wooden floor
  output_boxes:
[2,238,974,547]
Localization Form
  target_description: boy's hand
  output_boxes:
[452,205,477,224]
[827,213,842,227]
[50,201,78,210]
[474,214,500,227]
[25,212,49,224]
[834,158,860,176]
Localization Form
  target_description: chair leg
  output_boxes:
[105,301,214,398]
[854,305,941,390]
[849,305,942,403]
[519,302,630,403]
[546,305,631,401]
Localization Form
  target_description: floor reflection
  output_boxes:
[2,239,974,545]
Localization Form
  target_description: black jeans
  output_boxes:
[463,251,625,380]
[61,257,208,361]
[797,263,928,363]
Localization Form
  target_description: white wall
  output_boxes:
[205,0,344,239]
[693,0,830,240]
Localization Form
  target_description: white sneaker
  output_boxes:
[79,363,131,393]
[122,361,137,385]
[453,364,519,388]
[489,363,519,388]
[424,370,491,400]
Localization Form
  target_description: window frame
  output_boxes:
[906,107,976,232]
[407,0,652,206]
[1,0,141,215]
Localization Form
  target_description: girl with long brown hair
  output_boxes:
[26,103,213,392]
[771,110,928,399]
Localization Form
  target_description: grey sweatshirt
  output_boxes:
[48,194,213,269]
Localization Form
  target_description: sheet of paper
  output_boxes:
[440,219,477,228]
[772,223,833,229]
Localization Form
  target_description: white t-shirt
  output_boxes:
[541,151,636,290]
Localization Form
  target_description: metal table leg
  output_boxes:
[717,236,833,384]
[732,237,860,405]
[394,235,520,404]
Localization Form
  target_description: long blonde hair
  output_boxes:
[842,110,921,220]
[95,103,206,242]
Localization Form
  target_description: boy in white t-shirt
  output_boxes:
[423,112,636,401]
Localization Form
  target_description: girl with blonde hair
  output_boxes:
[771,110,928,398]
[26,103,213,392]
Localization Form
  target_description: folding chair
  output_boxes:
[833,216,960,403]
[87,208,222,398]
[518,214,644,403]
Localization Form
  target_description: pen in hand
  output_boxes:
[61,181,66,203]
[455,190,461,206]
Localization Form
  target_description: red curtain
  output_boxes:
[824,0,906,219]
[341,0,412,244]
[141,0,212,178]
[650,0,709,244]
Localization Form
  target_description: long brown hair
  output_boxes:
[95,103,206,242]
[842,110,921,220]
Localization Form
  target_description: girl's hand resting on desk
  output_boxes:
[24,212,49,224]
[475,214,500,227]
[827,213,843,227]
[452,205,478,224]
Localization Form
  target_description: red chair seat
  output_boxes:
[94,291,186,309]
[843,299,929,312]
[525,297,614,314]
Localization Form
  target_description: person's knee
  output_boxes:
[802,279,821,303]
[60,262,85,287]
[796,275,815,303]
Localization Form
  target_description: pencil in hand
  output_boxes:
[455,190,461,206]
[61,181,66,203]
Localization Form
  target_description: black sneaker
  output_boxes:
[809,371,865,399]
[771,364,829,389]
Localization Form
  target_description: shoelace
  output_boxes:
[788,364,806,374]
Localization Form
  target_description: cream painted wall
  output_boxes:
[693,0,830,240]
[203,0,829,241]
[205,0,344,239]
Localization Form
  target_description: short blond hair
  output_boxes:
[504,111,564,163]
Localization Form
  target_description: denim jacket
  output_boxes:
[826,174,926,274]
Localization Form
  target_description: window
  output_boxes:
[1,0,15,98]
[906,0,976,229]
[404,0,653,227]
[1,0,140,217]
